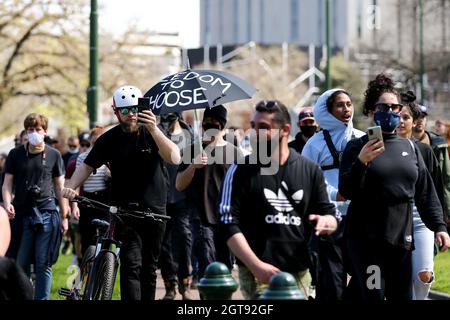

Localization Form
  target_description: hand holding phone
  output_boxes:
[358,126,385,165]
[367,126,383,143]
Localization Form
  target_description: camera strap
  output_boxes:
[25,143,48,189]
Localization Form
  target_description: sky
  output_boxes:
[98,0,193,34]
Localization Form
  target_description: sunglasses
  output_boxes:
[374,103,403,113]
[80,142,90,148]
[118,106,139,115]
[258,100,280,109]
[68,144,78,149]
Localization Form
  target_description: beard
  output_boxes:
[249,136,279,165]
[119,120,139,133]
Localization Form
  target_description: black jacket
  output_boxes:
[218,150,337,272]
[288,132,307,154]
[339,134,447,250]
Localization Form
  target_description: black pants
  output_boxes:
[313,216,348,301]
[116,216,166,300]
[6,216,23,260]
[79,190,109,255]
[159,199,193,283]
[345,239,412,301]
[191,214,234,280]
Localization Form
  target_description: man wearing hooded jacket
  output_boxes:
[302,89,364,301]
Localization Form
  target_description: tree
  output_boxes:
[0,1,176,137]
[0,0,90,135]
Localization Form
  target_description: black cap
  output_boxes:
[298,107,315,123]
[78,131,90,143]
[203,105,227,128]
[44,135,58,145]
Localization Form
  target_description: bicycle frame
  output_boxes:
[60,195,170,300]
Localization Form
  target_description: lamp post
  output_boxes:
[325,0,332,90]
[87,0,98,128]
[419,0,424,103]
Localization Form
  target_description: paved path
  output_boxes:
[154,268,244,300]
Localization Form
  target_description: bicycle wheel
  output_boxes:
[80,245,96,300]
[91,251,117,300]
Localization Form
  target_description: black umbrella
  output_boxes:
[138,69,256,115]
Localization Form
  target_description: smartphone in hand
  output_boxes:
[367,126,383,149]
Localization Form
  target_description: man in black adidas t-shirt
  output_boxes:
[62,85,180,300]
[218,100,338,299]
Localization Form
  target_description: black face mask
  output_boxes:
[300,125,317,138]
[161,113,179,124]
[160,113,179,135]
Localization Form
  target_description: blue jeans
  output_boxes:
[16,210,57,300]
[412,208,435,300]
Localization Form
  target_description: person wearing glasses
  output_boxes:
[339,74,450,301]
[62,136,80,168]
[62,85,180,300]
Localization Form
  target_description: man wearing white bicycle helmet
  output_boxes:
[63,85,180,300]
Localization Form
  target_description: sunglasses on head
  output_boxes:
[260,100,279,108]
[118,106,139,115]
[374,103,403,112]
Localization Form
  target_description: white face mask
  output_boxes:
[28,132,45,146]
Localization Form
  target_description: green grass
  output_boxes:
[50,251,121,300]
[49,249,450,299]
[432,251,450,294]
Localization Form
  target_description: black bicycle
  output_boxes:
[59,196,170,300]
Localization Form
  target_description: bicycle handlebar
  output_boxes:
[73,195,170,222]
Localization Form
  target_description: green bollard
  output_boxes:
[197,262,239,300]
[259,272,306,300]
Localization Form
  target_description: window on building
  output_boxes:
[290,0,299,42]
[247,0,252,41]
[234,0,239,42]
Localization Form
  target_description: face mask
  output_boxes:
[159,114,179,135]
[202,123,221,143]
[300,125,317,138]
[374,111,401,132]
[27,132,45,146]
[161,113,179,125]
[202,123,221,132]
[68,148,79,154]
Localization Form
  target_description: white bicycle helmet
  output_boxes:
[112,85,142,108]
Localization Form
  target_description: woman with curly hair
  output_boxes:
[338,74,450,301]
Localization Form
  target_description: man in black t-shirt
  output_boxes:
[2,113,68,300]
[176,105,243,283]
[62,85,180,300]
[218,100,338,299]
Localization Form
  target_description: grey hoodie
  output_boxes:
[302,89,364,216]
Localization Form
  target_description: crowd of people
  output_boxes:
[0,73,450,301]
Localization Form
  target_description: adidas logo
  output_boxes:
[263,181,303,226]
[265,212,302,226]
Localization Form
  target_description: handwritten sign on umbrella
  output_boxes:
[139,69,256,115]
